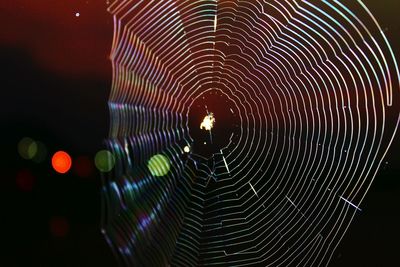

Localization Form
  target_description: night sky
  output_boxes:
[1,0,399,266]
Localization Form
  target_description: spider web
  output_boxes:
[101,1,400,266]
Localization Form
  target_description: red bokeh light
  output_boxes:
[16,169,35,192]
[49,216,69,237]
[52,151,72,174]
[73,155,94,177]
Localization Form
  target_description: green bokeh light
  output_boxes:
[147,154,170,177]
[95,150,115,173]
[32,141,47,163]
[28,142,38,159]
[18,137,37,160]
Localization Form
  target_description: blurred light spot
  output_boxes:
[52,151,72,174]
[49,216,69,237]
[183,146,190,153]
[28,142,38,158]
[74,156,94,177]
[31,141,47,163]
[95,150,115,173]
[75,12,80,17]
[147,154,170,177]
[16,169,35,192]
[18,137,37,159]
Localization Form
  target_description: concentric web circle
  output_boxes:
[101,1,400,266]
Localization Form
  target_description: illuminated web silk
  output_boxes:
[101,1,400,266]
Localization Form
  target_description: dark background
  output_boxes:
[0,0,399,266]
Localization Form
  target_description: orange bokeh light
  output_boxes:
[52,151,72,174]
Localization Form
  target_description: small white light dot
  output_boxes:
[183,146,190,153]
[75,12,80,17]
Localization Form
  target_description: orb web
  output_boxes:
[101,1,400,266]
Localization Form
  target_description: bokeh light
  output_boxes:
[49,216,69,238]
[147,154,170,177]
[51,151,72,174]
[94,150,115,173]
[18,137,48,163]
[74,156,94,177]
[16,169,35,192]
[18,137,37,160]
[31,141,47,163]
